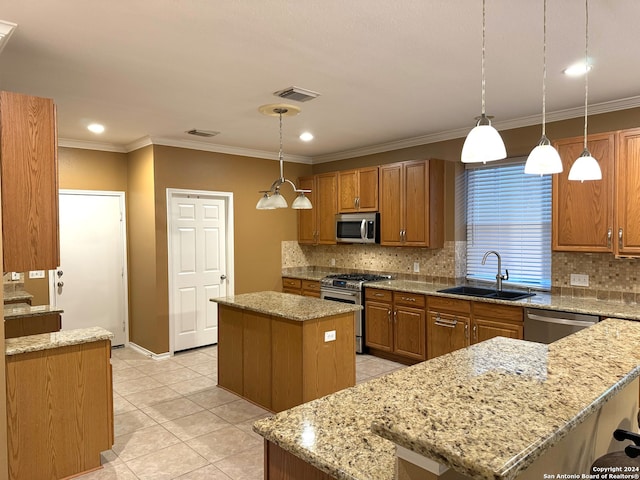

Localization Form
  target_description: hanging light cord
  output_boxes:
[481,0,486,116]
[541,0,547,137]
[583,0,589,150]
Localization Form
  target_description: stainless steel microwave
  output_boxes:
[336,212,380,244]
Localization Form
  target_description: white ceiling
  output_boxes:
[1,1,639,163]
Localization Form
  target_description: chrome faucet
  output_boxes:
[481,250,509,292]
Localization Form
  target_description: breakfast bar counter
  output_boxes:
[211,291,362,413]
[254,318,640,480]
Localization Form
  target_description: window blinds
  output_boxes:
[466,161,552,289]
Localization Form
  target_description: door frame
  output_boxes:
[49,189,130,346]
[166,188,235,355]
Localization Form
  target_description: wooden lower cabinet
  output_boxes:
[281,277,321,297]
[365,288,426,363]
[471,302,523,343]
[218,305,355,412]
[4,312,61,338]
[6,339,113,480]
[265,441,336,480]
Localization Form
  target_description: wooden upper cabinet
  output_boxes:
[552,133,615,252]
[379,159,444,248]
[298,172,337,245]
[337,167,378,213]
[615,128,640,256]
[0,91,60,272]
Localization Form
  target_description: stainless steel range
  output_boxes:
[320,273,391,353]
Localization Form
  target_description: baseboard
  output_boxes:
[127,342,171,360]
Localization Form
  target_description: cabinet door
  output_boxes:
[338,169,358,213]
[357,166,379,212]
[379,163,403,245]
[616,128,640,256]
[552,133,615,252]
[1,91,59,272]
[297,176,317,244]
[316,172,338,245]
[427,311,470,359]
[301,280,321,298]
[472,318,523,344]
[403,160,428,246]
[394,306,426,361]
[365,301,393,352]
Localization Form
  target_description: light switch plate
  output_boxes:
[324,330,336,342]
[570,273,589,287]
[29,270,45,279]
[10,272,20,281]
[330,258,336,267]
[413,262,420,273]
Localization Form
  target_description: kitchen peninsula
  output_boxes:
[211,291,361,412]
[255,318,640,480]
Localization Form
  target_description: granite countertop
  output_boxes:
[282,269,335,281]
[211,291,362,321]
[254,318,640,480]
[5,327,114,356]
[3,290,34,303]
[4,304,64,320]
[370,279,640,320]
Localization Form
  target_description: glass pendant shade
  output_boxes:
[292,193,312,210]
[461,116,507,164]
[256,193,274,210]
[525,136,563,175]
[270,191,288,209]
[568,148,602,181]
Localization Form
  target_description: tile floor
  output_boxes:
[77,345,406,480]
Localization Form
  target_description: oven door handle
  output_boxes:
[526,313,597,328]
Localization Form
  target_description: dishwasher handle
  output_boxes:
[526,313,598,328]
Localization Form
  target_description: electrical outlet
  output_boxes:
[330,258,336,267]
[324,330,336,342]
[29,270,45,279]
[10,272,20,281]
[570,274,589,287]
[413,262,420,273]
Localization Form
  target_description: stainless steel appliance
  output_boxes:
[320,273,391,353]
[524,308,599,344]
[335,212,379,244]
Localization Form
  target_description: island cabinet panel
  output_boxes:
[243,312,272,410]
[0,91,60,272]
[616,127,640,255]
[6,340,113,480]
[552,133,615,252]
[217,304,355,413]
[265,441,336,480]
[4,312,61,338]
[218,306,244,395]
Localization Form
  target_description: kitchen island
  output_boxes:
[211,291,362,412]
[254,318,640,480]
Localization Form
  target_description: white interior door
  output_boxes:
[170,193,229,352]
[52,191,128,346]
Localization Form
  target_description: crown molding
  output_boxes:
[311,95,640,163]
[58,138,128,153]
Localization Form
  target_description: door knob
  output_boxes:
[57,281,64,287]
[57,270,64,277]
[220,275,227,280]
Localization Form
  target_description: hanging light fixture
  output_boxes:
[256,104,312,210]
[461,0,507,164]
[525,0,563,175]
[568,0,601,182]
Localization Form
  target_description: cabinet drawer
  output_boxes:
[282,277,301,289]
[394,292,425,308]
[428,296,471,314]
[302,280,320,292]
[365,288,393,303]
[472,302,523,323]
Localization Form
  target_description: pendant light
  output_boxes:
[256,104,312,210]
[568,0,601,182]
[461,0,507,164]
[525,0,563,175]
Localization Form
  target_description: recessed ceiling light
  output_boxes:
[563,61,592,77]
[299,132,314,142]
[87,123,105,134]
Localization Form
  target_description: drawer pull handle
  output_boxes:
[401,296,416,302]
[434,319,457,328]
[374,293,384,297]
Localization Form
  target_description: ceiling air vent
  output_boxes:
[186,129,220,138]
[273,86,320,103]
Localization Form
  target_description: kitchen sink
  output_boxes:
[437,286,535,301]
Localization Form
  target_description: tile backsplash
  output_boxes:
[283,241,639,303]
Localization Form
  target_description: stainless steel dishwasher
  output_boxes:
[524,308,599,344]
